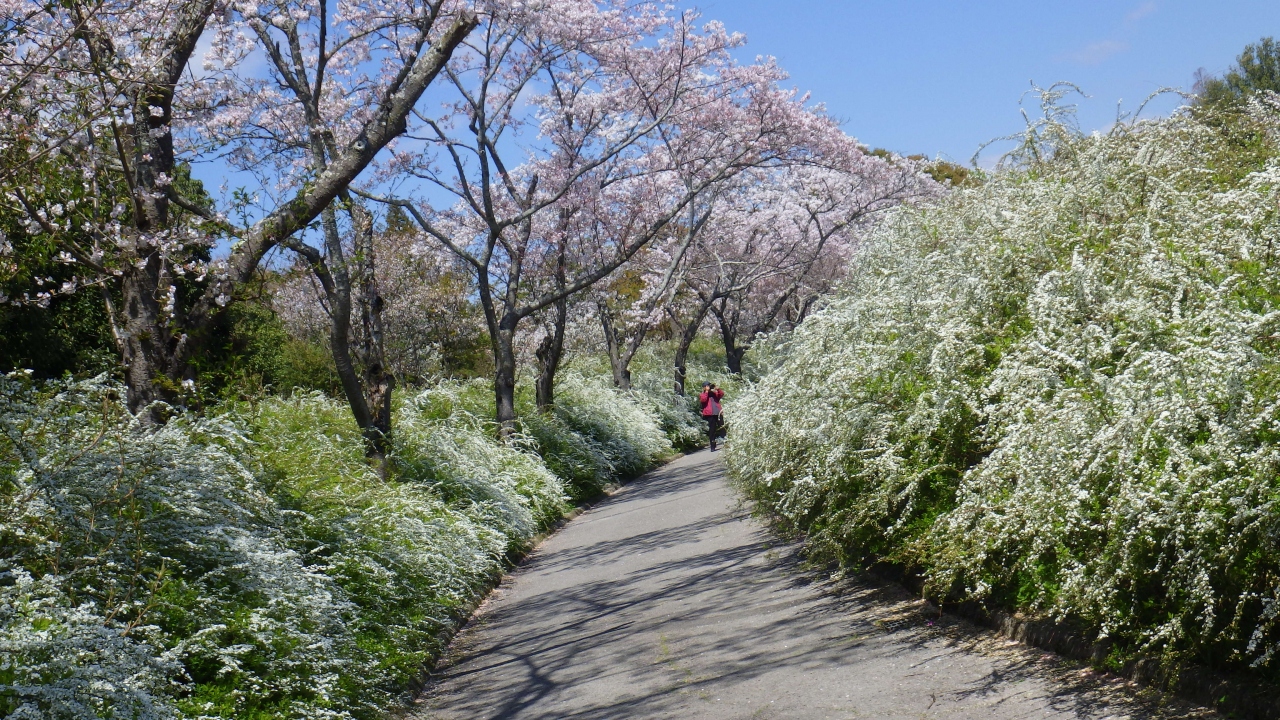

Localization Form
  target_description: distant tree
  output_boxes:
[273,219,491,389]
[922,159,979,188]
[872,149,978,189]
[1194,36,1280,108]
[372,9,821,433]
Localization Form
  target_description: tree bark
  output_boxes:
[289,202,396,464]
[535,240,569,411]
[352,205,394,462]
[317,207,375,433]
[598,303,632,390]
[493,326,519,434]
[714,303,747,375]
[535,295,567,412]
[724,339,747,375]
[118,259,185,423]
[66,0,214,418]
[672,299,712,395]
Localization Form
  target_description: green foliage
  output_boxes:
[192,299,341,402]
[0,178,116,379]
[0,287,117,379]
[923,159,980,188]
[869,148,980,190]
[0,161,219,382]
[1195,36,1280,110]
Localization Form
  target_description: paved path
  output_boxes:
[414,450,1214,720]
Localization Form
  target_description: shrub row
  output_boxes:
[0,373,678,719]
[726,102,1280,680]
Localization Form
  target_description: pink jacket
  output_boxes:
[699,388,724,416]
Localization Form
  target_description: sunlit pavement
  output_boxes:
[414,450,1214,720]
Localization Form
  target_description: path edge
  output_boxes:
[391,450,691,716]
[722,459,1280,720]
[866,563,1280,720]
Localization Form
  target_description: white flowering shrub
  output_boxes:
[632,383,707,452]
[0,370,643,718]
[517,410,618,501]
[514,371,675,499]
[396,383,568,537]
[242,389,566,716]
[548,372,673,477]
[727,101,1280,677]
[0,374,359,719]
[0,570,179,720]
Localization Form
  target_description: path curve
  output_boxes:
[414,450,1214,720]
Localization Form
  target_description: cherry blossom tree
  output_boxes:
[0,0,476,424]
[677,143,939,383]
[273,212,487,386]
[585,119,940,394]
[593,197,711,390]
[369,7,822,431]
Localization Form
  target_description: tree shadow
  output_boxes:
[414,451,1215,720]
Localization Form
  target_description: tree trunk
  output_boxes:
[493,325,519,435]
[303,203,396,465]
[672,300,712,396]
[612,360,632,391]
[119,259,185,422]
[317,206,377,439]
[724,341,747,375]
[474,266,520,436]
[352,205,394,464]
[115,36,195,420]
[535,242,569,412]
[535,295,567,412]
[598,304,632,390]
[715,306,747,375]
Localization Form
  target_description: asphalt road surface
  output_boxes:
[413,450,1215,720]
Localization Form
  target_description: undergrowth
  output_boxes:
[0,371,677,718]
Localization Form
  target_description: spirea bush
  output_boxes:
[726,101,1280,678]
[1,369,662,718]
[518,372,675,500]
[549,372,672,477]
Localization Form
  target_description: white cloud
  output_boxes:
[1060,40,1129,66]
[1126,1,1157,23]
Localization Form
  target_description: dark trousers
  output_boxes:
[705,414,722,448]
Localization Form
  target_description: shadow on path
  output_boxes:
[413,451,1215,720]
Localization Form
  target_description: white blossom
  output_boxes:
[728,99,1280,671]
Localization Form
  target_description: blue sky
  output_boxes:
[695,0,1280,164]
[193,0,1280,232]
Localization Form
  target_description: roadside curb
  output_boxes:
[971,606,1280,720]
[866,563,1280,720]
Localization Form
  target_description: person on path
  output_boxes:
[699,382,725,451]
